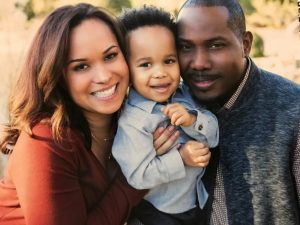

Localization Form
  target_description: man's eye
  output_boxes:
[73,64,88,72]
[210,43,226,49]
[178,43,192,51]
[139,62,151,68]
[105,52,118,61]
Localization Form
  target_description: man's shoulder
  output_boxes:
[259,68,300,94]
[254,68,300,114]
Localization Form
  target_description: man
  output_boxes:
[175,0,300,224]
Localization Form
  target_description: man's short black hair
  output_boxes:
[179,0,246,38]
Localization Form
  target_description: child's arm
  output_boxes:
[152,125,211,167]
[170,83,219,148]
[112,108,186,190]
[161,102,219,148]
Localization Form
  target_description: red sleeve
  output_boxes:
[11,125,146,225]
[87,171,147,225]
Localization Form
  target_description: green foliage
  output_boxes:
[15,0,55,20]
[250,32,264,58]
[35,0,55,17]
[106,0,132,14]
[247,0,296,28]
[15,0,35,21]
[239,0,256,15]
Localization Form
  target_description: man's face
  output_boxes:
[177,6,252,105]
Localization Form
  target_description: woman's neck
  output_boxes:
[84,111,116,168]
[84,112,114,140]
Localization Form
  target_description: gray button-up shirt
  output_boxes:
[112,83,219,214]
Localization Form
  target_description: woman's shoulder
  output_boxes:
[20,121,85,153]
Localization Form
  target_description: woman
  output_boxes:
[0,3,145,225]
[0,3,212,225]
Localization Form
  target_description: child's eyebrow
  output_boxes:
[136,57,151,63]
[165,53,177,58]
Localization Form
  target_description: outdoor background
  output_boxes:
[0,0,299,175]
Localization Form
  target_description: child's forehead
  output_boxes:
[126,27,177,60]
[127,26,176,49]
[127,25,175,41]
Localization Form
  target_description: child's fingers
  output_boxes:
[170,111,185,125]
[194,151,211,167]
[173,115,185,126]
[162,103,184,115]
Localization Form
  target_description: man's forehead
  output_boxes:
[177,5,229,23]
[177,6,230,32]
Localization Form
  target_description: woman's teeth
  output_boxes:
[92,85,116,98]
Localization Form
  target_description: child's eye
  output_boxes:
[73,64,89,72]
[104,52,118,61]
[139,62,152,68]
[165,58,176,65]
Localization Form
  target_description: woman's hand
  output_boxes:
[179,141,211,167]
[153,126,180,155]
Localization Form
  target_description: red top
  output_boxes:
[0,123,146,225]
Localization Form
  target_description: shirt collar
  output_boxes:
[223,57,252,110]
[127,88,158,113]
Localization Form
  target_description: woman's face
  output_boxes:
[65,19,129,119]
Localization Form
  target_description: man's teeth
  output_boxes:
[92,85,116,98]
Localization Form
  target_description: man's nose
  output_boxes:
[190,48,212,71]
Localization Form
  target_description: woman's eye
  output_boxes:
[105,52,118,61]
[73,64,88,72]
[139,62,151,68]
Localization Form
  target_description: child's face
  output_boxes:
[128,26,180,102]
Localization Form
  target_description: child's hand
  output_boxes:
[161,103,196,126]
[179,141,211,167]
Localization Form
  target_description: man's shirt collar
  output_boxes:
[223,57,252,110]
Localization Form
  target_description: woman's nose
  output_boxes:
[92,66,112,83]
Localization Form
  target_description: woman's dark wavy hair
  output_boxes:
[0,3,126,154]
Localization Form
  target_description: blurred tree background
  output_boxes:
[13,0,298,23]
[0,0,299,175]
[12,0,298,59]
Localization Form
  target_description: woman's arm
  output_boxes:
[87,170,147,225]
[11,125,145,225]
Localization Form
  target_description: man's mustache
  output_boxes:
[183,70,220,81]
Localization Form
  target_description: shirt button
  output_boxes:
[198,124,203,130]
